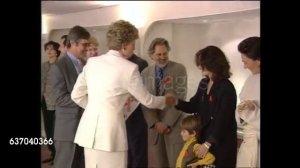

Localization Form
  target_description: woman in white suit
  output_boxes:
[71,20,169,168]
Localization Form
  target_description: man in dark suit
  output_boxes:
[49,25,90,168]
[59,34,68,56]
[124,53,148,168]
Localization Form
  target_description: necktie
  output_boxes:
[77,59,83,74]
[156,68,164,95]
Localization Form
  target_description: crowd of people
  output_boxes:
[41,19,260,168]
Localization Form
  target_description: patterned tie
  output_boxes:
[156,67,164,95]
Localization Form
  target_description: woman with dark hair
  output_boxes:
[172,46,237,167]
[236,36,260,168]
[41,40,61,165]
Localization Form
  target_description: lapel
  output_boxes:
[148,65,156,95]
[63,54,79,82]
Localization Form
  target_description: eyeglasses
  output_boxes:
[78,42,89,47]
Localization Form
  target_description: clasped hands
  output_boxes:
[154,121,171,134]
[186,142,210,168]
[165,93,177,107]
[237,100,258,113]
[194,142,210,158]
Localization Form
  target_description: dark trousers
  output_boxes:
[126,105,148,168]
[72,144,85,168]
[54,141,85,168]
[41,96,56,158]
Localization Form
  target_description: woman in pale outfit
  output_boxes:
[236,36,260,168]
[71,20,170,168]
[86,36,99,58]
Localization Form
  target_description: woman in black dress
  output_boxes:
[174,46,237,167]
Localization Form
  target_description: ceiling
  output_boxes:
[42,1,259,25]
[162,9,259,24]
[42,1,119,16]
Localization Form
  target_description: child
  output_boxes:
[176,115,215,168]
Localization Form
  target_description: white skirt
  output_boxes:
[84,148,127,168]
[236,132,259,168]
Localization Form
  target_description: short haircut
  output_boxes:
[238,36,260,61]
[195,46,231,81]
[67,25,90,48]
[44,40,61,57]
[147,37,171,56]
[61,35,68,46]
[181,115,201,135]
[106,20,139,50]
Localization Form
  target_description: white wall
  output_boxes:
[42,2,260,100]
[41,34,48,63]
[43,1,260,55]
[48,26,110,56]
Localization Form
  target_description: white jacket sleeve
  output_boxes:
[127,67,165,110]
[71,68,88,109]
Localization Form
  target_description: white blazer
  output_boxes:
[71,50,165,152]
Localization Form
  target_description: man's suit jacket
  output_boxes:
[141,61,187,167]
[71,50,166,152]
[141,61,187,131]
[48,54,83,141]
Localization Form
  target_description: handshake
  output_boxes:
[165,93,177,107]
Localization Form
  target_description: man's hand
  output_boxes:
[155,122,170,134]
[165,93,176,107]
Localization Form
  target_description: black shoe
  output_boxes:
[42,157,53,163]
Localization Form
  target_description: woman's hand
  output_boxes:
[237,100,257,112]
[195,142,211,158]
[187,161,199,168]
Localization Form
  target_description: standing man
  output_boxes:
[59,34,68,56]
[141,38,188,167]
[49,25,90,168]
[124,53,148,168]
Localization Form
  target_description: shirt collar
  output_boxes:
[107,49,123,58]
[155,63,168,77]
[67,51,80,63]
[67,51,82,73]
[155,63,168,72]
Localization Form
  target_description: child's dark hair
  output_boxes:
[181,115,201,135]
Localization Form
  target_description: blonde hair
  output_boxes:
[88,36,99,47]
[106,20,138,50]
